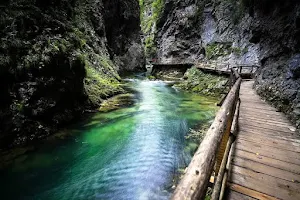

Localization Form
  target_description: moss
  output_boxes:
[13,101,25,113]
[205,43,249,58]
[98,55,121,80]
[99,93,135,112]
[151,0,164,22]
[146,75,156,80]
[231,46,249,55]
[205,43,232,59]
[175,67,228,97]
[231,47,242,55]
[139,0,164,58]
[81,54,124,106]
[144,34,157,58]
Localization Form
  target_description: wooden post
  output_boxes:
[171,77,242,200]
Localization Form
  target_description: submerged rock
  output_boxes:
[99,93,136,113]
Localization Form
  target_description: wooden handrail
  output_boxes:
[211,98,240,200]
[171,69,242,200]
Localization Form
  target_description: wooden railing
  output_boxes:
[229,65,259,75]
[171,69,242,200]
[196,62,259,77]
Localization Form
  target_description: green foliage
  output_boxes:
[151,0,164,22]
[205,43,232,59]
[175,67,228,97]
[205,42,249,59]
[81,54,124,106]
[231,47,242,55]
[146,75,156,80]
[144,34,157,58]
[139,0,164,58]
[231,46,248,55]
[15,101,24,113]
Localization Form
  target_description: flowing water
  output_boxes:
[0,79,217,200]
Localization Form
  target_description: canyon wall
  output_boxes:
[0,0,145,148]
[155,0,300,128]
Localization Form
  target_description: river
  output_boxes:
[0,79,217,200]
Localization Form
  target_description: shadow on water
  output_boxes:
[0,79,218,200]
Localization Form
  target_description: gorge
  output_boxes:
[0,0,300,199]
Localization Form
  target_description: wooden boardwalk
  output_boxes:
[226,80,300,200]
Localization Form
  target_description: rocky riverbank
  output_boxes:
[174,67,228,98]
[0,0,145,149]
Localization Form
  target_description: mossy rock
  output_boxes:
[175,67,228,97]
[205,42,232,59]
[99,93,135,112]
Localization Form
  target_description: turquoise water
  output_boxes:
[0,79,217,200]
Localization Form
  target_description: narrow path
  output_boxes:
[226,80,300,200]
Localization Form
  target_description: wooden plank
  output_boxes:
[239,105,278,112]
[240,120,293,130]
[239,108,285,117]
[227,183,278,200]
[233,149,300,174]
[240,115,293,127]
[239,114,291,124]
[239,99,266,103]
[239,94,263,98]
[232,156,300,183]
[229,166,300,200]
[239,116,291,126]
[239,122,295,134]
[239,97,262,101]
[239,125,298,137]
[240,103,273,107]
[240,103,275,108]
[237,136,300,153]
[235,140,300,164]
[238,131,300,146]
[239,113,286,121]
[239,94,265,98]
[238,128,300,143]
[239,92,259,95]
[240,111,290,120]
[226,190,257,200]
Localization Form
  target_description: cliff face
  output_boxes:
[139,0,164,60]
[253,1,300,128]
[156,0,259,65]
[156,0,204,63]
[0,0,145,148]
[155,0,300,128]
